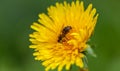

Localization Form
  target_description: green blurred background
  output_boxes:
[0,0,120,71]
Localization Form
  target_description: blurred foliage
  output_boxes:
[0,0,120,71]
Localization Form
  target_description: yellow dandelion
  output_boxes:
[29,0,98,71]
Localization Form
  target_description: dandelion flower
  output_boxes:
[29,0,98,71]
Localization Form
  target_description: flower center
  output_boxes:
[58,26,87,52]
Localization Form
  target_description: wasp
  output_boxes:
[58,26,72,42]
